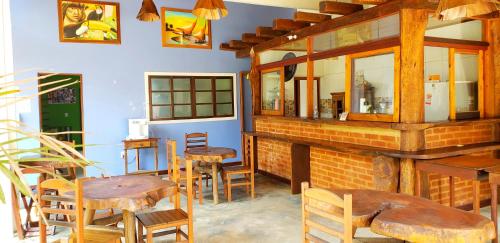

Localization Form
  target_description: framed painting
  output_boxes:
[161,7,212,49]
[57,0,121,44]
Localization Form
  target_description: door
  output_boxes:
[39,73,84,152]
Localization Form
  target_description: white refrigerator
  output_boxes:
[424,81,449,122]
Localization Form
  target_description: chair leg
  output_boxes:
[227,175,232,202]
[176,226,181,241]
[245,174,250,195]
[137,222,144,243]
[146,229,153,243]
[198,176,203,204]
[251,172,255,199]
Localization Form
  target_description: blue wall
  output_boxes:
[10,0,292,176]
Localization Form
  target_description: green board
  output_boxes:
[39,74,83,150]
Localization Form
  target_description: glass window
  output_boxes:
[426,19,482,41]
[454,52,479,117]
[261,69,283,113]
[259,38,307,65]
[424,46,450,122]
[350,52,395,115]
[148,75,234,121]
[313,14,400,53]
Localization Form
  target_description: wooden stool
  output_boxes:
[486,167,500,243]
[415,155,500,214]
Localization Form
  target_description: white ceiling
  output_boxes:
[225,0,322,10]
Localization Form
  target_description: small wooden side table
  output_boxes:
[415,155,500,214]
[123,138,159,175]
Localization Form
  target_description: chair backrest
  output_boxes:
[167,139,194,223]
[38,176,88,243]
[242,134,255,171]
[184,132,208,152]
[301,182,353,243]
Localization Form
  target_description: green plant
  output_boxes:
[0,70,92,205]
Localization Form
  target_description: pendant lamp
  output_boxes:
[137,0,160,22]
[192,0,228,20]
[437,0,499,20]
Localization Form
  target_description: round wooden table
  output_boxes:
[66,175,176,243]
[184,146,237,204]
[330,189,495,243]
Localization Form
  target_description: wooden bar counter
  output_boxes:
[250,116,500,207]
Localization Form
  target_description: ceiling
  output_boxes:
[225,0,323,10]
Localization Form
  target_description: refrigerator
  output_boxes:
[424,81,449,122]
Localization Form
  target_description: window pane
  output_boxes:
[259,39,308,65]
[216,91,232,103]
[216,78,232,90]
[195,78,212,90]
[313,14,400,53]
[174,105,192,117]
[455,53,478,114]
[174,92,191,104]
[216,104,233,116]
[152,106,171,119]
[314,57,346,119]
[426,19,482,41]
[196,104,213,117]
[173,78,191,90]
[152,92,171,105]
[262,71,281,111]
[151,78,170,91]
[196,91,212,103]
[351,52,394,114]
[424,47,449,122]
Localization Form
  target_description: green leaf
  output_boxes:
[0,164,30,196]
[0,184,5,204]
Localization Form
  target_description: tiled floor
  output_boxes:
[10,174,500,242]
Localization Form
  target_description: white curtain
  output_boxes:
[0,0,15,240]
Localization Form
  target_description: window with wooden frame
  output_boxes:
[261,67,284,116]
[345,46,400,122]
[146,73,236,122]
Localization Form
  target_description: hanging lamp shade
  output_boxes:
[137,0,160,22]
[436,0,499,20]
[192,0,228,20]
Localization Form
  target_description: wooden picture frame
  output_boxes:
[57,0,121,44]
[161,7,212,49]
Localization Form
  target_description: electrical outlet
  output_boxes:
[120,151,125,159]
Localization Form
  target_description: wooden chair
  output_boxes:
[185,132,218,187]
[136,153,194,243]
[167,139,203,204]
[301,182,353,243]
[38,176,123,243]
[221,134,255,202]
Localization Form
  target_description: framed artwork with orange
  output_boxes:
[161,7,212,49]
[57,0,121,44]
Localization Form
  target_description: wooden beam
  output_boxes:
[319,1,364,15]
[351,0,388,4]
[255,26,287,38]
[229,40,253,49]
[219,43,239,51]
[273,19,309,31]
[241,33,271,44]
[293,11,331,23]
[236,48,251,58]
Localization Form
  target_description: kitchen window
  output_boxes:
[146,73,236,122]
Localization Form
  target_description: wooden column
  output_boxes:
[490,19,500,117]
[291,143,310,194]
[398,8,428,195]
[250,49,261,115]
[373,156,399,192]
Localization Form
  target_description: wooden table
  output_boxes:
[123,138,159,175]
[415,155,500,213]
[330,189,495,242]
[65,175,176,243]
[184,146,237,204]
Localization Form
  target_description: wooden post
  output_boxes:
[306,37,314,118]
[249,49,261,115]
[491,19,500,117]
[398,8,428,195]
[372,156,399,192]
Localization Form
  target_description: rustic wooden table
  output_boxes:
[330,189,495,243]
[66,175,176,243]
[487,166,500,243]
[184,146,237,204]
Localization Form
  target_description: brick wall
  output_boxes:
[310,147,374,189]
[255,117,400,150]
[425,123,496,206]
[257,138,292,180]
